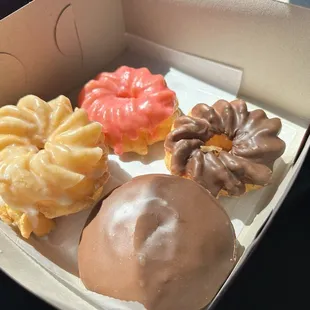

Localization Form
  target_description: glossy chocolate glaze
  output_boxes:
[165,100,286,197]
[78,174,237,310]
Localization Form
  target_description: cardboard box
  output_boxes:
[0,0,310,309]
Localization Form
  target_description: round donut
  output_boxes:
[0,95,109,238]
[78,174,237,310]
[164,99,286,198]
[78,66,179,155]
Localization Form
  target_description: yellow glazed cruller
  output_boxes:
[0,95,109,238]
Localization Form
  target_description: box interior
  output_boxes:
[123,0,310,121]
[1,1,310,309]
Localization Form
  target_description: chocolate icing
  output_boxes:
[78,174,237,310]
[165,100,286,197]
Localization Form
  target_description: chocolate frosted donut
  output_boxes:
[78,174,237,310]
[164,100,286,197]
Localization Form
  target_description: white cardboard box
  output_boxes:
[0,1,310,309]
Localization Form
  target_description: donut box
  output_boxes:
[0,1,309,310]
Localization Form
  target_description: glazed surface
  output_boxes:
[79,66,177,155]
[78,174,236,310]
[165,100,286,197]
[0,95,109,220]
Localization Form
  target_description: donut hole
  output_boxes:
[202,134,233,154]
[117,90,131,98]
[117,87,140,99]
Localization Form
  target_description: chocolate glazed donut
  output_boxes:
[78,174,237,310]
[164,99,286,198]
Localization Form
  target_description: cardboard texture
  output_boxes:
[123,0,310,120]
[0,0,125,105]
[0,0,309,309]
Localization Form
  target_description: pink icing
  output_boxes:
[78,66,177,155]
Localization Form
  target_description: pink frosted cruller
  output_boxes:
[78,66,177,155]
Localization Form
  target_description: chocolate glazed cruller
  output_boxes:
[164,99,286,198]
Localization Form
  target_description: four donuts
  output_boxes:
[0,65,287,308]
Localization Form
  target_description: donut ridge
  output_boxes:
[0,95,109,218]
[165,99,286,197]
[79,66,178,155]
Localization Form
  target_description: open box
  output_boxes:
[0,0,310,309]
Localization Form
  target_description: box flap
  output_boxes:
[0,0,125,106]
[123,0,310,120]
